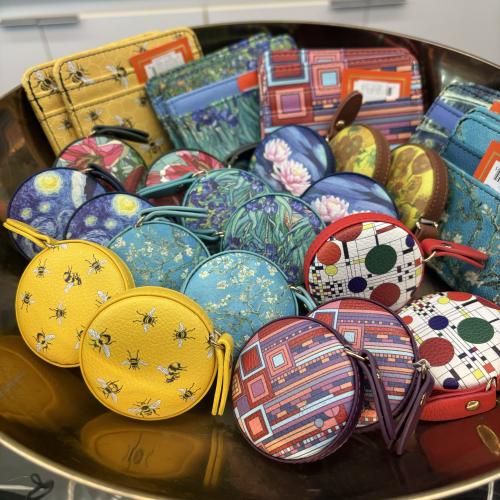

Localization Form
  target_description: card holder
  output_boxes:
[428,160,499,303]
[53,28,203,162]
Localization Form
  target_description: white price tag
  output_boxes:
[353,80,401,102]
[144,51,186,79]
[482,159,500,193]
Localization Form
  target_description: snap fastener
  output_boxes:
[466,400,480,411]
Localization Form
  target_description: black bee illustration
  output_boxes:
[66,61,93,85]
[96,291,111,307]
[86,254,107,274]
[74,327,84,350]
[157,362,186,383]
[206,331,220,358]
[140,137,164,156]
[115,115,135,129]
[85,109,103,124]
[134,308,157,332]
[122,350,147,370]
[135,93,148,107]
[49,303,67,324]
[33,259,49,278]
[63,266,82,292]
[20,291,35,311]
[34,70,59,93]
[33,330,56,352]
[173,322,195,348]
[129,398,161,417]
[58,118,73,131]
[106,64,128,87]
[89,328,114,358]
[97,378,122,402]
[178,383,199,402]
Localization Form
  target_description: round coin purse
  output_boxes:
[385,144,448,239]
[222,193,324,284]
[108,208,210,290]
[79,286,233,420]
[301,172,399,224]
[181,250,316,356]
[308,297,424,428]
[399,291,500,421]
[232,316,398,462]
[7,166,118,259]
[249,125,335,196]
[65,192,153,245]
[54,126,149,192]
[304,213,488,311]
[142,149,225,206]
[3,219,135,367]
[139,168,272,240]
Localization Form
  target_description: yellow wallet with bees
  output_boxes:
[21,32,160,155]
[79,286,233,420]
[52,28,203,163]
[3,218,135,368]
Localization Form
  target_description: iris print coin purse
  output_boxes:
[399,291,500,421]
[222,193,324,283]
[54,125,150,192]
[7,165,124,259]
[181,250,316,356]
[3,219,134,367]
[308,297,434,453]
[304,213,488,311]
[79,286,233,420]
[65,192,153,245]
[232,316,423,462]
[108,207,210,290]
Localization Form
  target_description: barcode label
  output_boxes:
[145,51,185,79]
[483,159,500,193]
[353,80,401,102]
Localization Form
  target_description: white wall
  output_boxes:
[1,0,499,95]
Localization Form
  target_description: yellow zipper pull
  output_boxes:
[3,219,58,249]
[211,331,234,416]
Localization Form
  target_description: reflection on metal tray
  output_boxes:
[0,21,499,500]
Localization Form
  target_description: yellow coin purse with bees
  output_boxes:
[79,286,233,420]
[4,218,135,368]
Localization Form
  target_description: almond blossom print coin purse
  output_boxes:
[53,126,150,192]
[181,250,315,356]
[399,291,500,421]
[304,213,488,311]
[79,286,233,420]
[7,166,124,259]
[3,218,135,367]
[108,208,210,290]
[232,316,426,462]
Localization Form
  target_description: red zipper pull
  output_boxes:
[421,239,488,269]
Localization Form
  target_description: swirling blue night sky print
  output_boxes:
[249,125,335,196]
[65,193,152,245]
[8,168,106,258]
[301,172,399,224]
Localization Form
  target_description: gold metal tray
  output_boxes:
[0,22,499,500]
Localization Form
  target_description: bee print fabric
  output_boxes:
[15,240,133,367]
[79,287,219,420]
[65,193,152,245]
[109,221,210,290]
[8,168,106,259]
[181,251,298,356]
[399,292,500,391]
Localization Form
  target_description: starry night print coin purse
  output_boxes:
[3,218,135,368]
[108,207,210,290]
[79,286,233,420]
[304,213,488,311]
[399,291,500,421]
[7,166,124,259]
[181,250,316,356]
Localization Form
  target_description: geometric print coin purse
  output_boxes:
[79,286,233,420]
[4,218,135,367]
[304,212,488,311]
[232,316,404,463]
[399,291,500,421]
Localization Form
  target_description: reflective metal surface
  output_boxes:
[0,22,499,500]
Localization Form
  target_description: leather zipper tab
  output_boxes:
[327,91,363,140]
[421,238,488,268]
[211,332,234,416]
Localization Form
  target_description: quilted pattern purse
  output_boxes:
[3,219,135,367]
[79,286,233,419]
[399,291,499,421]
